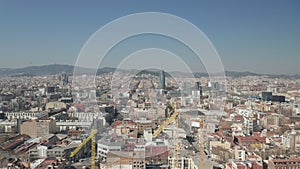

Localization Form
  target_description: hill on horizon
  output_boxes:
[0,64,299,79]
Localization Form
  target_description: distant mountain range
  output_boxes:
[0,64,299,79]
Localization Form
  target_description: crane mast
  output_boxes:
[69,129,97,169]
[173,106,179,169]
[152,104,206,169]
[198,119,205,169]
[152,107,179,138]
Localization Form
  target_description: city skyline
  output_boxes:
[1,1,300,75]
[1,2,300,168]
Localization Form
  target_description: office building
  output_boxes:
[159,70,165,90]
[262,92,273,101]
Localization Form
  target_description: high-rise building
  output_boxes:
[195,82,200,91]
[59,72,68,86]
[158,70,165,90]
[195,81,203,99]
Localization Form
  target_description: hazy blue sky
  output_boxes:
[0,0,300,74]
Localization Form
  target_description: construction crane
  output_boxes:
[70,129,97,169]
[180,112,205,169]
[153,105,179,138]
[152,104,179,168]
[198,128,205,169]
[152,105,206,169]
[173,111,179,169]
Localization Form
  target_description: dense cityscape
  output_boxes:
[1,1,300,169]
[0,67,300,169]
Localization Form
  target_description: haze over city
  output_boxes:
[1,1,300,74]
[1,1,300,169]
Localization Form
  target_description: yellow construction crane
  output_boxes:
[153,105,206,169]
[70,129,97,169]
[153,106,179,138]
[178,112,205,169]
[198,128,205,169]
[173,110,179,169]
[152,104,179,168]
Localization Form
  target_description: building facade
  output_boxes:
[20,118,57,138]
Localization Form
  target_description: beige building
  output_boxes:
[261,113,282,127]
[209,140,231,150]
[269,158,300,169]
[20,118,57,138]
[45,101,66,111]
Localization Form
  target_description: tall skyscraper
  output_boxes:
[195,81,203,99]
[195,81,200,91]
[158,70,165,90]
[59,72,68,86]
